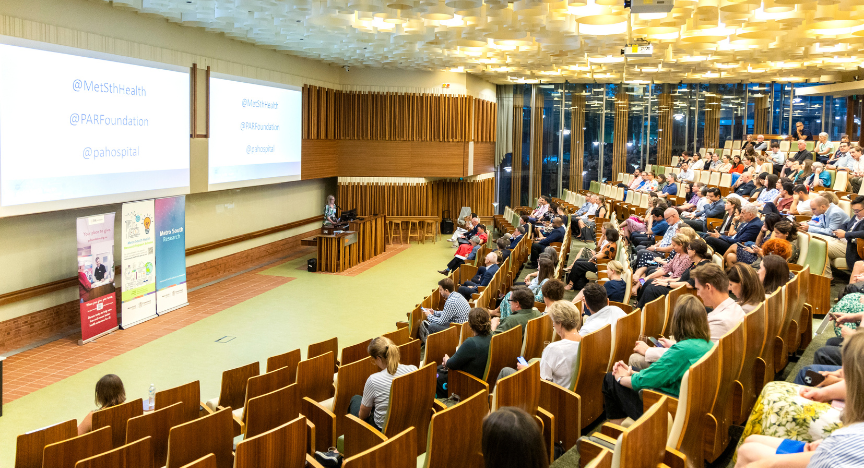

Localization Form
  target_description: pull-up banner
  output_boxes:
[121,200,158,328]
[76,213,119,343]
[155,196,188,314]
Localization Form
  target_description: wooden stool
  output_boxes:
[388,220,403,245]
[407,220,421,244]
[421,221,436,244]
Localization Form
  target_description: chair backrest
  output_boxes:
[234,416,306,468]
[671,156,679,166]
[613,397,669,468]
[382,327,410,346]
[343,414,389,458]
[758,288,783,392]
[155,380,201,423]
[723,140,732,149]
[719,173,732,187]
[342,427,417,468]
[833,170,849,191]
[266,348,301,376]
[664,286,693,335]
[216,362,260,411]
[166,407,234,468]
[806,235,828,276]
[331,358,378,438]
[796,232,810,267]
[491,361,540,414]
[308,337,339,363]
[126,402,184,468]
[383,363,436,455]
[239,365,294,423]
[734,303,767,425]
[243,383,302,440]
[666,344,720,467]
[608,308,642,371]
[779,140,790,151]
[708,171,721,186]
[73,436,153,468]
[179,455,216,468]
[571,324,612,429]
[397,339,421,367]
[422,326,459,368]
[91,399,144,449]
[483,326,522,386]
[641,296,666,338]
[15,419,77,468]
[42,426,112,468]
[776,274,800,372]
[706,322,744,463]
[296,351,336,402]
[342,340,372,367]
[423,390,487,468]
[521,314,553,360]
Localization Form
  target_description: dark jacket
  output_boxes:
[538,226,566,246]
[791,150,813,164]
[446,334,492,380]
[477,264,500,287]
[719,218,763,244]
[842,216,864,268]
[734,181,756,197]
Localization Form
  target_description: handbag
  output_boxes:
[435,365,449,398]
[314,448,343,467]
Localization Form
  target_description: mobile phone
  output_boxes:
[517,356,529,366]
[648,337,664,348]
[828,311,840,322]
[803,370,826,386]
[639,278,646,285]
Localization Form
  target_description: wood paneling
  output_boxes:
[300,140,338,180]
[612,92,629,178]
[657,93,673,166]
[473,142,495,175]
[530,92,543,201]
[338,178,496,218]
[571,94,586,190]
[511,92,524,207]
[473,99,496,142]
[302,140,469,178]
[704,95,722,148]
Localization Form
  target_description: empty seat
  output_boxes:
[234,416,308,468]
[73,436,153,468]
[14,419,77,468]
[166,407,234,468]
[418,390,487,468]
[126,402,184,468]
[43,426,112,468]
[204,362,260,413]
[155,380,203,423]
[91,399,144,449]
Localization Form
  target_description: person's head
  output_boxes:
[705,187,721,202]
[853,145,864,160]
[541,279,566,304]
[765,173,779,189]
[496,237,509,250]
[772,219,797,242]
[721,155,730,163]
[327,194,335,204]
[726,263,765,306]
[548,203,559,214]
[664,207,680,226]
[651,207,665,221]
[797,139,806,151]
[840,141,850,153]
[799,159,813,175]
[581,282,609,315]
[687,237,710,261]
[740,205,759,222]
[633,169,642,177]
[668,295,711,342]
[792,184,808,197]
[538,196,548,205]
[811,196,830,215]
[517,225,527,235]
[556,204,566,215]
[676,226,698,243]
[821,191,840,205]
[692,154,701,161]
[521,215,530,224]
[762,238,793,261]
[95,374,126,409]
[368,336,401,374]
[472,217,480,226]
[510,287,535,312]
[470,236,481,246]
[739,172,752,184]
[477,224,487,234]
[712,153,719,162]
[605,260,625,279]
[95,257,102,265]
[759,254,790,294]
[468,307,492,337]
[552,217,564,228]
[852,196,864,219]
[681,162,690,171]
[780,180,794,196]
[537,258,555,282]
[840,331,864,425]
[763,212,782,233]
[796,121,804,131]
[692,263,730,308]
[438,277,454,298]
[683,151,693,158]
[842,135,850,143]
[743,155,753,166]
[725,196,742,214]
[819,131,828,142]
[484,252,497,266]
[757,134,765,143]
[668,173,677,183]
[733,155,742,165]
[601,221,615,237]
[547,301,582,335]
[770,141,780,151]
[604,228,620,243]
[658,174,667,184]
[482,407,550,468]
[745,134,753,141]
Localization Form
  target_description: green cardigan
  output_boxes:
[630,338,713,397]
[493,308,541,339]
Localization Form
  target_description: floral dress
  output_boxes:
[324,204,337,226]
[829,292,864,336]
[499,278,547,320]
[735,381,843,462]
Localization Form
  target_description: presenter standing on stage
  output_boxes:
[324,195,338,227]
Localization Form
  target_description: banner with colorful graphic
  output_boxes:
[155,196,188,314]
[76,213,119,343]
[121,200,157,328]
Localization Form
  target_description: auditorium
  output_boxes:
[3,0,864,467]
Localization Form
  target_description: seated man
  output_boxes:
[657,173,678,198]
[678,162,694,183]
[768,141,785,174]
[704,204,763,254]
[528,217,565,268]
[617,168,642,189]
[491,287,540,339]
[439,236,482,275]
[528,196,550,225]
[731,172,757,197]
[798,195,850,277]
[681,187,725,232]
[455,217,480,245]
[789,184,813,215]
[826,141,850,168]
[761,180,795,215]
[492,237,511,265]
[579,283,627,335]
[457,252,499,300]
[630,207,668,247]
[541,279,566,309]
[418,277,471,343]
[508,225,527,249]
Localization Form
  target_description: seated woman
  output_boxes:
[724,213,783,266]
[349,337,418,431]
[439,236,481,275]
[565,228,619,291]
[603,295,714,424]
[748,237,798,272]
[636,237,709,310]
[570,222,615,264]
[575,198,608,242]
[760,253,792,296]
[602,260,627,303]
[793,160,814,185]
[716,155,733,173]
[726,263,766,313]
[804,161,832,190]
[632,234,693,297]
[491,259,554,319]
[733,331,864,468]
[78,374,127,435]
[440,308,492,396]
[729,155,744,174]
[497,301,582,387]
[482,407,550,468]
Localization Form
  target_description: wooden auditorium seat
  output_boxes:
[91,398,144,448]
[421,326,458,368]
[155,380,203,423]
[296,352,336,403]
[482,326,522,387]
[203,362,260,414]
[178,454,216,468]
[397,339,420,367]
[341,415,387,458]
[233,416,310,468]
[608,308,641,371]
[42,426,112,468]
[342,427,416,468]
[14,419,77,468]
[266,348,301,375]
[73,436,153,468]
[418,389,487,468]
[381,363,436,455]
[641,296,667,339]
[126,401,184,468]
[521,314,554,361]
[572,324,612,429]
[233,365,295,434]
[308,337,340,369]
[165,407,233,468]
[733,303,767,425]
[705,322,745,463]
[241,383,304,441]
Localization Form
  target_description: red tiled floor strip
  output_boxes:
[1,273,296,404]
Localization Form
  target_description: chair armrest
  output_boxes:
[578,439,608,468]
[600,422,627,440]
[232,412,246,437]
[395,321,408,329]
[200,401,215,415]
[448,370,490,405]
[536,407,556,463]
[642,390,678,416]
[433,400,448,413]
[664,447,686,468]
[306,419,316,455]
[343,414,387,457]
[302,397,336,453]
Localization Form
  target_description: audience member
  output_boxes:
[835,195,864,268]
[636,237,709,310]
[681,187,725,231]
[789,185,813,215]
[78,374,126,435]
[540,278,566,308]
[528,217,565,268]
[761,180,794,214]
[508,225,527,249]
[493,237,511,265]
[676,183,704,213]
[659,173,678,197]
[724,212,782,266]
[492,259,554,320]
[806,294,864,368]
[528,196,549,225]
[440,236,480,275]
[705,204,763,254]
[457,252,499,300]
[442,307,492,388]
[629,208,668,248]
[492,287,540,338]
[349,337,417,432]
[799,196,849,275]
[633,234,693,297]
[448,212,477,243]
[603,295,713,424]
[759,254,791,296]
[746,221,800,269]
[679,162,694,182]
[804,162,831,190]
[826,141,850,168]
[790,139,813,164]
[603,260,627,303]
[456,217,481,245]
[579,283,626,335]
[419,278,470,343]
[847,146,864,194]
[732,172,757,197]
[726,263,765,313]
[482,407,549,468]
[565,228,619,291]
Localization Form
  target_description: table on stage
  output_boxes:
[315,214,386,273]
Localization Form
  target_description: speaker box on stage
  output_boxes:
[307,259,317,272]
[440,210,454,235]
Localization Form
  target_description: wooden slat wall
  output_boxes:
[704,95,722,148]
[753,95,769,135]
[337,178,496,218]
[302,85,496,143]
[657,93,673,166]
[530,92,543,201]
[512,92,524,207]
[612,92,629,178]
[570,94,585,190]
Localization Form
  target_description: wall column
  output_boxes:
[704,85,721,148]
[612,91,629,178]
[657,85,673,166]
[531,91,544,201]
[571,88,586,190]
[511,91,524,207]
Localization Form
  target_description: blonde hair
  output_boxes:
[368,336,401,374]
[547,301,582,331]
[676,226,698,242]
[606,260,624,276]
[671,233,690,250]
[842,331,864,425]
[821,191,840,205]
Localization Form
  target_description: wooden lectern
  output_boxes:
[315,215,386,272]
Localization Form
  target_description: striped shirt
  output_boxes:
[361,364,417,429]
[427,292,470,326]
[808,422,864,468]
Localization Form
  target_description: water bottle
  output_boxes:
[148,384,156,410]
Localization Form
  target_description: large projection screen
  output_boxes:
[0,37,191,217]
[208,74,302,191]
